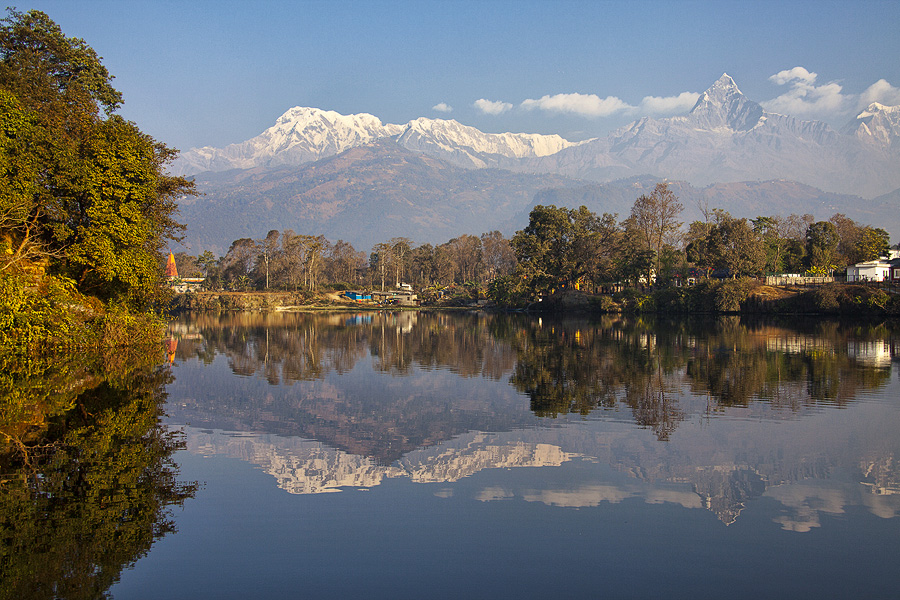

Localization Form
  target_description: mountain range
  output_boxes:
[172,74,900,253]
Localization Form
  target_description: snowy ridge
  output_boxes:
[173,109,583,175]
[396,117,583,168]
[525,73,897,197]
[173,107,403,174]
[842,102,900,147]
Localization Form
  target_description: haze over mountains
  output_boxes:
[173,74,900,253]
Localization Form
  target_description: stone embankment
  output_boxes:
[170,291,359,312]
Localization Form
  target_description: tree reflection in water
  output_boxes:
[509,315,894,439]
[170,311,897,448]
[0,351,197,600]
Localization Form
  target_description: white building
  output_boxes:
[846,250,900,282]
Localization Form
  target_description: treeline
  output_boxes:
[173,229,517,295]
[0,10,193,353]
[180,183,894,306]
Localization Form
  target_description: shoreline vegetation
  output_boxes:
[169,280,900,317]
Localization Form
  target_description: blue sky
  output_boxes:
[18,0,900,153]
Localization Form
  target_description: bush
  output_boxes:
[0,270,165,355]
[714,279,756,312]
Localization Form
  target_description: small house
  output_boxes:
[846,254,896,282]
[343,291,373,302]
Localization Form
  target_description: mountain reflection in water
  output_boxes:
[164,311,900,528]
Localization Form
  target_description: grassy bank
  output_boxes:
[536,280,900,316]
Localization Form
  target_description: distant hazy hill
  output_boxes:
[178,141,896,254]
[178,141,582,254]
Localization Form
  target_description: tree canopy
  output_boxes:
[0,9,194,351]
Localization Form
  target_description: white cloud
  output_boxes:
[761,66,850,118]
[519,90,697,118]
[769,66,818,86]
[473,98,513,115]
[432,102,453,113]
[520,92,631,117]
[857,79,900,111]
[638,91,700,115]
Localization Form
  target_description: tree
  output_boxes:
[197,250,217,277]
[856,227,890,262]
[752,215,794,274]
[806,221,840,273]
[445,234,482,284]
[625,183,683,285]
[709,213,766,277]
[685,219,715,277]
[221,238,257,288]
[173,252,201,278]
[0,10,194,311]
[371,242,392,291]
[327,239,362,286]
[512,205,625,296]
[409,243,435,287]
[389,237,412,286]
[481,231,517,281]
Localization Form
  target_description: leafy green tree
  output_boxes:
[806,221,840,273]
[685,219,715,277]
[0,89,45,273]
[709,212,766,277]
[856,227,890,262]
[512,205,617,298]
[615,227,655,287]
[0,9,194,315]
[752,215,793,274]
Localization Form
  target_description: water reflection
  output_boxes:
[165,311,900,529]
[0,351,197,599]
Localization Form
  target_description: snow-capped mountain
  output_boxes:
[687,73,765,131]
[172,109,583,175]
[842,102,900,148]
[395,117,583,169]
[173,107,404,174]
[522,74,898,197]
[172,74,900,199]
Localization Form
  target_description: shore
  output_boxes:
[169,281,900,317]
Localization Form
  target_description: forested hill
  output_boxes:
[178,141,581,254]
[177,145,895,254]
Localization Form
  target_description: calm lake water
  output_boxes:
[10,311,900,599]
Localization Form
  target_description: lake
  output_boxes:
[5,311,900,599]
